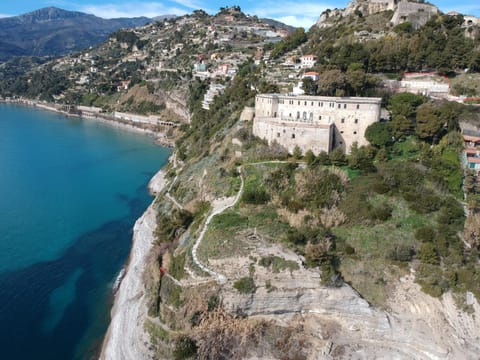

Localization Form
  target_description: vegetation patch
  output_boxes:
[233,276,256,294]
[259,255,299,273]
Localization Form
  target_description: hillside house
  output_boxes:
[302,71,320,81]
[463,131,480,173]
[300,55,317,69]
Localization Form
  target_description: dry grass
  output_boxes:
[319,206,347,228]
[277,208,318,228]
[193,309,265,360]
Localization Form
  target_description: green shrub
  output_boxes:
[371,203,393,221]
[233,276,256,294]
[173,336,198,360]
[387,244,414,262]
[242,187,270,204]
[417,243,440,265]
[345,244,355,255]
[259,255,299,273]
[415,226,436,243]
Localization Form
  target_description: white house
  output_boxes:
[300,55,317,69]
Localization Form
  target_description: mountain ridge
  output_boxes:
[0,7,152,61]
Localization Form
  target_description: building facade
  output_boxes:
[463,131,480,173]
[253,94,382,154]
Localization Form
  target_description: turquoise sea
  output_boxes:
[0,104,170,359]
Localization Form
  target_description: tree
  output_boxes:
[348,142,376,171]
[415,102,445,142]
[365,122,392,147]
[390,114,414,140]
[329,147,346,166]
[302,77,318,95]
[388,93,425,119]
[317,69,346,96]
[304,150,316,166]
[293,145,303,159]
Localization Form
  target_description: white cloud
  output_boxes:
[172,0,204,10]
[274,15,318,29]
[247,1,334,28]
[0,13,12,18]
[79,2,188,19]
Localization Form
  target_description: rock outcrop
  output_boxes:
[316,0,439,29]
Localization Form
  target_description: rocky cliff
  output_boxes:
[316,0,439,29]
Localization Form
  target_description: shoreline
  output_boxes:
[100,166,169,360]
[0,98,176,148]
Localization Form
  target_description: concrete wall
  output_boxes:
[254,94,381,153]
[253,117,332,155]
[391,0,438,28]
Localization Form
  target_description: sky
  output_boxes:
[0,0,479,29]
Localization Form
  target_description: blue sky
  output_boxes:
[1,0,479,28]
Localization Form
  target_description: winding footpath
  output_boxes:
[190,166,244,283]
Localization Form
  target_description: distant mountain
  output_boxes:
[0,7,152,62]
[152,15,177,22]
[260,18,296,33]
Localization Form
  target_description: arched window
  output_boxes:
[303,111,307,120]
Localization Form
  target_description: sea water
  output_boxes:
[0,104,170,359]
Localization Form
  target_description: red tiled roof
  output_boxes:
[464,135,480,142]
[304,71,319,76]
[467,157,480,164]
[466,149,480,154]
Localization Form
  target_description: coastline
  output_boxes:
[0,98,175,148]
[100,166,168,360]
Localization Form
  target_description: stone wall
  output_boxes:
[254,94,381,154]
[391,0,438,28]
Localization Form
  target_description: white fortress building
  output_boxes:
[253,94,382,154]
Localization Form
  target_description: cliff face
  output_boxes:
[316,0,439,29]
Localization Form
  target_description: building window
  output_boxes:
[304,101,307,105]
[277,132,280,137]
[353,131,357,134]
[292,134,295,139]
[341,118,345,123]
[311,101,314,106]
[303,111,307,120]
[344,104,347,109]
[354,119,358,124]
[340,131,344,134]
[309,112,313,121]
[297,111,300,119]
[298,101,300,105]
[289,113,292,118]
[356,104,360,109]
[320,102,323,107]
[338,104,341,109]
[283,129,286,133]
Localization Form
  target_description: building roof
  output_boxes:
[465,149,480,154]
[304,71,319,76]
[464,135,480,143]
[467,157,480,164]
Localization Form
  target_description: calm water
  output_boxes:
[0,104,170,359]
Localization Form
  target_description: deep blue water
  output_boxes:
[0,104,170,359]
